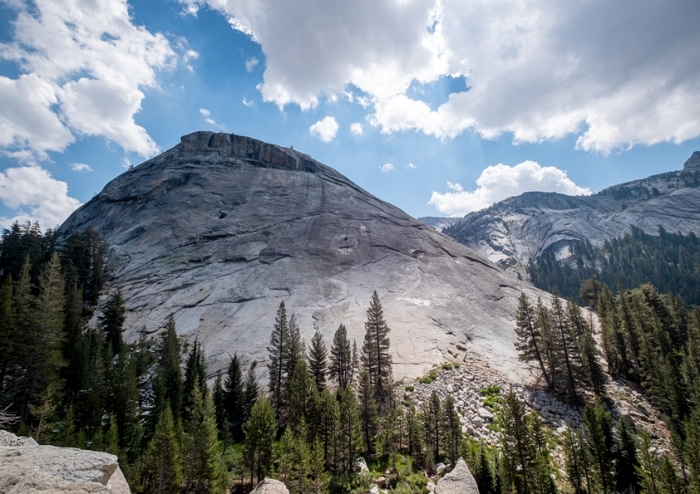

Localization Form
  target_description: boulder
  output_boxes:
[0,430,130,493]
[434,457,479,494]
[355,456,369,473]
[251,477,290,493]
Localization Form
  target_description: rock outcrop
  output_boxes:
[0,430,130,493]
[434,458,479,494]
[442,152,700,273]
[250,478,290,493]
[59,131,549,381]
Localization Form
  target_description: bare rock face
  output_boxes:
[443,152,700,272]
[0,430,130,493]
[59,131,548,381]
[251,477,290,493]
[434,458,479,494]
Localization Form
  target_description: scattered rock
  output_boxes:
[355,456,369,473]
[434,458,479,494]
[434,462,446,474]
[0,431,130,494]
[251,477,290,493]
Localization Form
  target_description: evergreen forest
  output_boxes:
[2,221,700,494]
[529,226,700,306]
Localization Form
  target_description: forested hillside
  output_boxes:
[529,226,700,306]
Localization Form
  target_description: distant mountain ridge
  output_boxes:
[440,151,700,276]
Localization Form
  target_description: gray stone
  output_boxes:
[59,131,548,382]
[355,456,369,473]
[434,458,479,494]
[478,407,494,420]
[434,462,446,474]
[438,152,700,273]
[251,477,289,493]
[0,431,130,493]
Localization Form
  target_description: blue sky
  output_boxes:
[1,0,699,229]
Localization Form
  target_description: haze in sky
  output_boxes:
[1,0,699,228]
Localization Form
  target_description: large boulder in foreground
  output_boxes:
[0,430,130,493]
[251,477,290,493]
[434,458,479,494]
[59,131,547,381]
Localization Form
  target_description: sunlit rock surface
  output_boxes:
[60,131,548,381]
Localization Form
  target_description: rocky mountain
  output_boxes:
[443,151,700,274]
[59,131,547,381]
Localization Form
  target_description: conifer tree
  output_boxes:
[442,395,461,465]
[500,391,537,494]
[357,369,378,453]
[144,407,183,494]
[515,292,553,390]
[563,427,592,494]
[244,397,277,485]
[686,406,700,494]
[268,301,289,420]
[551,291,584,404]
[242,361,259,425]
[314,389,338,469]
[310,435,329,494]
[153,316,183,424]
[582,400,614,494]
[566,299,606,396]
[528,414,557,494]
[637,431,661,494]
[110,350,142,458]
[329,324,352,389]
[308,330,328,392]
[284,419,312,494]
[284,314,305,386]
[99,291,126,356]
[614,419,639,494]
[287,359,314,435]
[422,390,441,461]
[406,403,423,460]
[183,383,226,494]
[361,291,392,406]
[0,276,14,394]
[335,386,361,473]
[212,371,228,442]
[223,353,244,440]
[183,339,207,422]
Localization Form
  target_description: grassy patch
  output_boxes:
[418,370,438,384]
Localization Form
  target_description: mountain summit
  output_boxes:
[59,131,544,380]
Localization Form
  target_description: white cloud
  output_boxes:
[381,163,395,173]
[406,163,417,169]
[242,97,254,107]
[429,160,591,216]
[309,116,339,142]
[0,165,82,228]
[199,108,216,125]
[350,122,363,135]
[187,0,700,153]
[245,56,259,72]
[0,0,176,159]
[71,163,93,172]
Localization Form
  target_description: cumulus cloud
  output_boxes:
[406,163,417,169]
[0,0,176,159]
[71,163,93,172]
[0,165,81,228]
[381,163,395,173]
[429,160,591,216]
[350,122,363,135]
[309,116,339,142]
[185,0,700,153]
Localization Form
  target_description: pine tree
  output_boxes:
[284,314,305,387]
[614,419,639,494]
[637,431,661,494]
[183,339,207,422]
[310,435,329,494]
[686,406,700,494]
[287,359,314,435]
[406,403,424,461]
[242,361,259,425]
[335,386,361,473]
[422,390,441,461]
[308,330,328,392]
[99,291,126,356]
[244,397,277,485]
[223,353,244,440]
[361,291,392,406]
[314,388,339,470]
[582,400,614,494]
[183,383,226,494]
[329,324,352,388]
[212,371,228,443]
[551,291,583,404]
[515,292,553,390]
[110,349,142,458]
[500,391,537,494]
[267,301,289,421]
[284,419,311,494]
[0,276,14,394]
[566,299,606,396]
[563,427,592,494]
[357,369,378,453]
[442,395,461,465]
[144,407,183,494]
[153,316,183,424]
